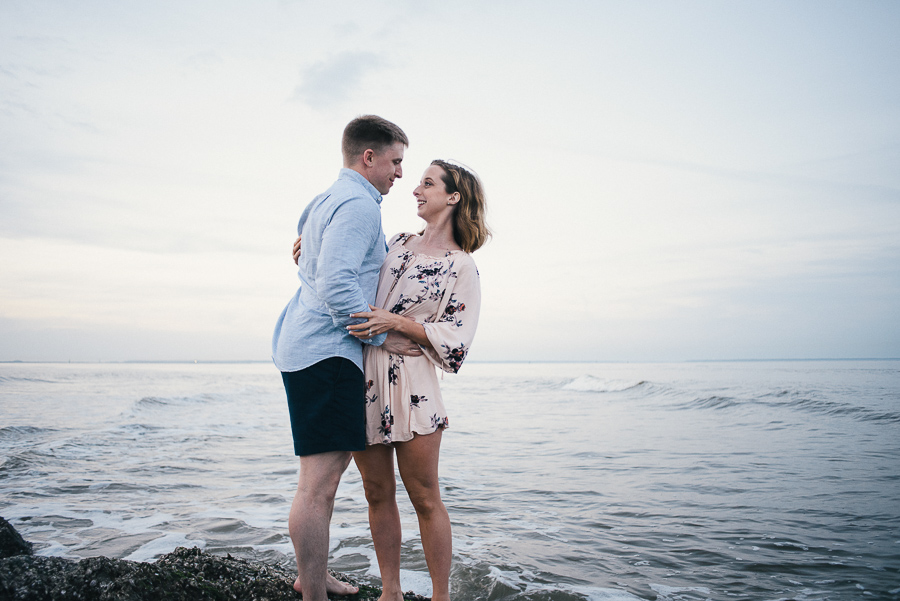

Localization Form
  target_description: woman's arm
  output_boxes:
[381,331,424,356]
[347,306,435,351]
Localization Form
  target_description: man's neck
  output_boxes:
[345,163,368,180]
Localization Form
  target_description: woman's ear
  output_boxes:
[448,192,461,206]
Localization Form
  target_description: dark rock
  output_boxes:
[0,518,33,559]
[0,517,429,601]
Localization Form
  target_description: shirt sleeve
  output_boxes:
[315,197,385,348]
[421,254,481,373]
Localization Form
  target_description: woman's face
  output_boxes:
[413,164,454,220]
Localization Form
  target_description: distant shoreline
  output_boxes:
[2,358,898,365]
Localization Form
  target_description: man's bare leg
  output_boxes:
[289,450,357,600]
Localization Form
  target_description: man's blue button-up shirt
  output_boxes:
[272,168,388,374]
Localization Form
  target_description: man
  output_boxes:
[272,115,408,600]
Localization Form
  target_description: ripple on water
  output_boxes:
[0,425,58,440]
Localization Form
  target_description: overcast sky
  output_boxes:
[1,0,898,362]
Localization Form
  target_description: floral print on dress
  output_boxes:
[439,294,466,327]
[440,343,469,374]
[389,251,415,281]
[365,379,378,406]
[387,354,403,385]
[362,233,481,446]
[389,294,418,315]
[379,405,394,440]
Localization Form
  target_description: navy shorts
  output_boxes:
[281,357,366,456]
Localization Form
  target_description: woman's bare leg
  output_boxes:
[396,431,451,601]
[353,445,404,601]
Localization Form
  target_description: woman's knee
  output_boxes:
[362,477,397,506]
[406,485,444,517]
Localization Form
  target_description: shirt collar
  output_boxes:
[339,168,383,205]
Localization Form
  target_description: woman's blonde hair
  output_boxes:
[431,159,491,253]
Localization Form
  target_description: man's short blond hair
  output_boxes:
[342,115,409,163]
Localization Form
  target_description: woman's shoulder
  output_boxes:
[451,250,479,276]
[388,232,415,247]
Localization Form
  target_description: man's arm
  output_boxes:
[315,199,386,345]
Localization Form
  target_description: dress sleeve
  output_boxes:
[421,254,481,374]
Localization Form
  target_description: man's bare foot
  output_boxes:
[293,572,360,596]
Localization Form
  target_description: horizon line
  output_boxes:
[1,357,898,365]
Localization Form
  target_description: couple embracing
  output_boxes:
[272,115,490,601]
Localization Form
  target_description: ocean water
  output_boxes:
[1,360,898,600]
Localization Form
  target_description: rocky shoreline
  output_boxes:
[0,517,428,601]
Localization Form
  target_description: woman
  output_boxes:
[345,159,490,601]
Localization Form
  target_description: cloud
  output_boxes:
[291,51,384,109]
[182,50,223,70]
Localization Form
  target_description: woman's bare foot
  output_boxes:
[373,582,405,601]
[293,572,360,596]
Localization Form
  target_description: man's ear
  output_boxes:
[363,149,375,166]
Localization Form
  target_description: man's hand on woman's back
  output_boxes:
[293,236,302,265]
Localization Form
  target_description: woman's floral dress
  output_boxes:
[363,233,481,445]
